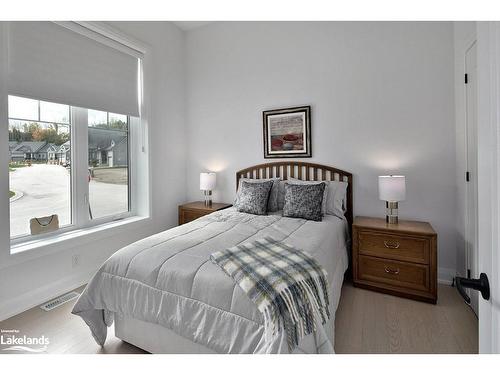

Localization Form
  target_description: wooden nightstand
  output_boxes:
[178,201,232,225]
[352,216,437,304]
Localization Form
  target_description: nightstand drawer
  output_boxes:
[358,255,430,292]
[358,230,430,264]
[180,209,207,224]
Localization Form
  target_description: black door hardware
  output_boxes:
[455,273,490,304]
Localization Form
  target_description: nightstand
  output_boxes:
[178,201,232,225]
[352,216,437,304]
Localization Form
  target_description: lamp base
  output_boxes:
[203,190,212,207]
[386,201,399,224]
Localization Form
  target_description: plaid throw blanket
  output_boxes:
[210,236,330,350]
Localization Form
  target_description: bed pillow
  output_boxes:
[234,180,274,215]
[277,180,286,211]
[286,178,328,215]
[235,177,280,212]
[282,182,326,222]
[285,178,349,219]
[325,180,348,219]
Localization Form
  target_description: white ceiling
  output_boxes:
[173,21,213,31]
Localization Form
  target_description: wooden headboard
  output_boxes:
[236,161,353,227]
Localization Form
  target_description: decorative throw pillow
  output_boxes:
[235,177,280,212]
[287,178,328,215]
[283,182,326,221]
[234,180,274,215]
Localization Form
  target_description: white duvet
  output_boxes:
[72,208,349,354]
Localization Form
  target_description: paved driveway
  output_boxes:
[9,164,127,237]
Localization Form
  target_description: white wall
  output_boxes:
[0,21,187,320]
[185,21,457,281]
[453,22,477,279]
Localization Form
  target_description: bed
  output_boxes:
[73,162,353,354]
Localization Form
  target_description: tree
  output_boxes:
[109,119,127,131]
[10,122,69,145]
[32,123,69,145]
[9,127,23,142]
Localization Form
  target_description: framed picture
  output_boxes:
[263,106,311,158]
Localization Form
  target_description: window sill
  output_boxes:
[2,215,151,269]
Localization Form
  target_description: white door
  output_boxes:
[465,41,479,315]
[477,21,499,353]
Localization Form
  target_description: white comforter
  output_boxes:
[72,208,349,354]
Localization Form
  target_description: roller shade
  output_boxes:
[7,22,140,117]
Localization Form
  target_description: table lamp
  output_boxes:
[378,175,406,224]
[200,172,216,207]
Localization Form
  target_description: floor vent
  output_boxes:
[40,291,80,311]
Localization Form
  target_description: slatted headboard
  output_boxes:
[236,162,353,227]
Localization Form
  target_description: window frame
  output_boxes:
[1,21,151,260]
[8,102,135,245]
[8,96,72,126]
[86,109,132,225]
[8,98,75,241]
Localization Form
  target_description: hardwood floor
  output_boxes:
[0,283,477,354]
[0,286,146,354]
[335,283,478,353]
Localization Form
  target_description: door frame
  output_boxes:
[464,39,479,314]
[477,21,499,353]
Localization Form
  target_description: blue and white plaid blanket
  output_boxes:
[210,236,330,350]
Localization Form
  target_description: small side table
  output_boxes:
[178,201,232,225]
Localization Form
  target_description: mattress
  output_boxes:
[72,208,349,353]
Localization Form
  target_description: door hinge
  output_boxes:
[467,269,471,279]
[465,73,468,84]
[466,171,470,182]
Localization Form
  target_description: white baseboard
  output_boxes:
[0,267,96,322]
[438,267,456,286]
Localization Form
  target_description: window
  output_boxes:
[88,110,130,220]
[5,22,146,247]
[8,96,72,238]
[8,95,136,241]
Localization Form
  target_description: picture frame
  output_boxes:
[263,105,311,158]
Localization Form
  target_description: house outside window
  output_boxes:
[88,110,130,220]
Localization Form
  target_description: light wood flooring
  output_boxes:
[0,282,477,354]
[335,283,478,353]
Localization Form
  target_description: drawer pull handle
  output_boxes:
[384,266,400,275]
[384,240,400,249]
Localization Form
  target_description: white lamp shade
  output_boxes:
[200,172,216,191]
[378,175,406,202]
